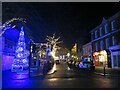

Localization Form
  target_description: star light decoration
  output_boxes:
[0,18,26,36]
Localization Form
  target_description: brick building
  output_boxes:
[90,11,120,68]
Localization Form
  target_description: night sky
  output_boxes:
[3,2,120,50]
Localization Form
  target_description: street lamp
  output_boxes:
[67,53,70,57]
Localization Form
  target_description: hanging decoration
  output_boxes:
[0,18,26,36]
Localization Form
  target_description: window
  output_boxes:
[4,38,14,50]
[100,40,103,50]
[105,24,108,34]
[100,27,103,37]
[95,42,98,51]
[113,55,117,67]
[95,30,98,39]
[91,32,94,40]
[106,38,109,49]
[111,20,116,31]
[112,36,115,46]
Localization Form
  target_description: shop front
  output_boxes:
[93,50,111,68]
[109,45,120,68]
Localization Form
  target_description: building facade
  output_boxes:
[1,3,42,71]
[82,42,92,61]
[90,11,120,68]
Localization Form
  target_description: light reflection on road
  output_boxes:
[48,78,58,82]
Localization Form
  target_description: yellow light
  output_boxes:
[48,78,58,82]
[100,50,107,55]
[93,52,99,56]
[47,63,56,74]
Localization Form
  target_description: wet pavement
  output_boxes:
[2,61,119,88]
[94,66,120,77]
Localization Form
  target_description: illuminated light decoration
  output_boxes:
[46,34,62,61]
[67,67,70,70]
[23,59,28,63]
[47,63,56,74]
[93,52,99,56]
[48,78,58,82]
[100,50,107,55]
[17,53,23,58]
[0,18,26,36]
[11,26,29,72]
[93,50,108,66]
[67,53,70,57]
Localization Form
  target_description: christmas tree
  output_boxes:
[11,26,29,71]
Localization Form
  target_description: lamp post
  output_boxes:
[29,40,33,77]
[103,58,106,76]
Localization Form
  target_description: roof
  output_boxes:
[90,11,120,33]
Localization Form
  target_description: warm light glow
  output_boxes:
[99,55,105,62]
[93,52,99,56]
[48,78,58,82]
[67,67,70,70]
[50,52,56,59]
[67,53,70,57]
[100,50,107,55]
[47,63,56,74]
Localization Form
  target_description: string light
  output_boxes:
[0,18,26,36]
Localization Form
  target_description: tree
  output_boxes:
[46,33,62,59]
[71,43,78,61]
[11,26,29,71]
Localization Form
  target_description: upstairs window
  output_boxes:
[95,30,98,39]
[91,32,94,40]
[111,20,116,31]
[112,36,115,46]
[95,42,98,51]
[105,24,108,34]
[100,40,103,50]
[106,38,109,49]
[100,27,103,37]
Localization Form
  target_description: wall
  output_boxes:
[2,55,14,71]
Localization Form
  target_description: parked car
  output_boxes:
[79,61,95,70]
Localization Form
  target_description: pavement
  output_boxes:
[94,66,120,77]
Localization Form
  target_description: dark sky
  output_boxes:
[3,2,120,50]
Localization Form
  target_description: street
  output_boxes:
[2,61,119,88]
[1,2,120,90]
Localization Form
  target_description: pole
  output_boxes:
[29,41,32,78]
[103,66,105,76]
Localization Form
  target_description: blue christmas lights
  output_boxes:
[11,26,29,72]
